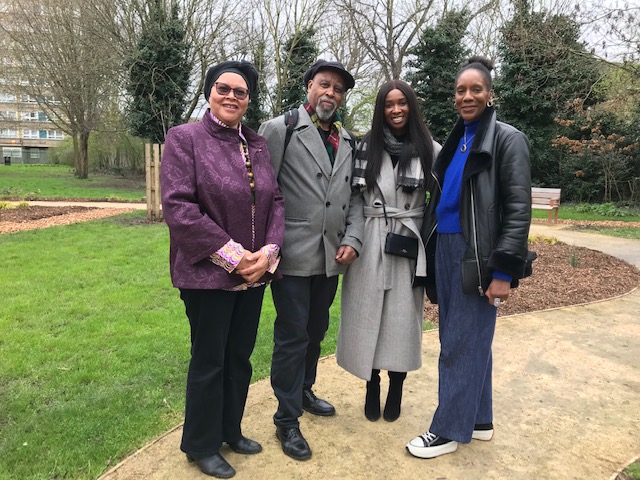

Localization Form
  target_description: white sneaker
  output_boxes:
[471,423,494,441]
[406,431,458,459]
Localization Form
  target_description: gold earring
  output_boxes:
[487,99,494,107]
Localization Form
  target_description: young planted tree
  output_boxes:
[406,9,471,143]
[125,0,193,143]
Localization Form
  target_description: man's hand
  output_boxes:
[335,245,357,265]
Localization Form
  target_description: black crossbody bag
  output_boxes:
[381,197,418,259]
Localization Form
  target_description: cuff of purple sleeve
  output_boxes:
[492,271,512,283]
[210,239,245,273]
[260,244,281,274]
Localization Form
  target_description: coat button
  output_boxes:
[337,231,343,237]
[323,229,327,235]
[342,204,346,210]
[405,203,410,209]
[317,172,322,178]
[345,176,349,182]
[326,202,331,207]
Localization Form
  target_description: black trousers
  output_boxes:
[179,287,265,458]
[270,274,339,427]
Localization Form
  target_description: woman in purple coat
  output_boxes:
[161,60,284,478]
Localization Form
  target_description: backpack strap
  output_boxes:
[283,109,299,152]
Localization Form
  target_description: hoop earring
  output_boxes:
[487,99,494,107]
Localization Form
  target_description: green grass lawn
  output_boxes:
[0,165,146,202]
[0,211,344,479]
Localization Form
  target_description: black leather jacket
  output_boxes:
[421,107,531,302]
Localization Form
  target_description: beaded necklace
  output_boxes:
[239,140,256,251]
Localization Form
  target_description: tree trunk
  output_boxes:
[78,131,90,179]
[72,133,82,178]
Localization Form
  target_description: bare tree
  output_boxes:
[337,0,447,80]
[239,0,329,116]
[2,0,121,178]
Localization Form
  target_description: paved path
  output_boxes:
[94,223,639,480]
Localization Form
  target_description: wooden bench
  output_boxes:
[531,187,561,223]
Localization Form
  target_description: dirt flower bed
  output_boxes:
[423,238,640,322]
[0,205,136,234]
[3,205,639,319]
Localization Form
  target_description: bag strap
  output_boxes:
[283,109,298,153]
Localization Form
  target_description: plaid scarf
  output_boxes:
[304,100,343,165]
[352,133,425,192]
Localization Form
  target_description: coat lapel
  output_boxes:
[297,108,333,178]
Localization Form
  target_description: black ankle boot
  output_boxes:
[364,369,381,421]
[383,371,406,422]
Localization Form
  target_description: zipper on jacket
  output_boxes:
[469,178,484,296]
[426,171,441,243]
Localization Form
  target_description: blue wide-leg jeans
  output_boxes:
[429,233,496,443]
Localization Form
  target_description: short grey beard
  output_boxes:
[316,96,337,122]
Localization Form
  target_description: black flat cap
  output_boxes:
[203,60,259,101]
[303,59,355,90]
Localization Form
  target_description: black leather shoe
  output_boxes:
[227,436,262,455]
[187,453,235,478]
[275,426,312,461]
[302,388,335,416]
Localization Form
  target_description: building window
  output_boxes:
[2,147,22,159]
[21,94,37,103]
[21,111,39,121]
[30,150,41,159]
[0,111,17,120]
[47,130,63,140]
[22,129,39,139]
[0,129,18,138]
[0,93,17,103]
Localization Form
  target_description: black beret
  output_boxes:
[303,59,355,91]
[203,60,259,101]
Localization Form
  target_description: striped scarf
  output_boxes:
[352,134,425,192]
[304,100,342,165]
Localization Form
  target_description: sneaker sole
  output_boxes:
[471,429,494,441]
[406,440,458,459]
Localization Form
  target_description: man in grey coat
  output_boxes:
[259,59,363,461]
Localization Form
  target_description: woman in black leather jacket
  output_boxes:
[406,56,532,459]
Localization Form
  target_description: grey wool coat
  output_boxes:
[337,144,440,381]
[258,105,363,277]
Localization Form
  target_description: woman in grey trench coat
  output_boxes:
[337,80,440,422]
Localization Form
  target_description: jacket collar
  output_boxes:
[434,107,497,182]
[200,109,264,145]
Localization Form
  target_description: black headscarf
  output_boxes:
[203,60,259,101]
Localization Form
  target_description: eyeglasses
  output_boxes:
[214,82,249,100]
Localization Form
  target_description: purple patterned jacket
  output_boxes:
[161,112,285,290]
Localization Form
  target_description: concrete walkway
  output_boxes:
[93,223,639,480]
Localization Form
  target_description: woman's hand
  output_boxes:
[236,250,269,284]
[485,278,510,307]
